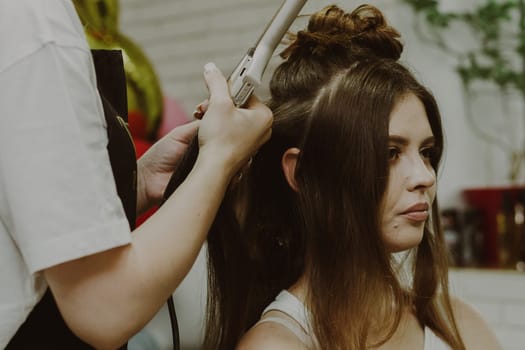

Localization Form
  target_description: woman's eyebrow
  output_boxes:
[388,135,408,146]
[388,135,435,146]
[421,136,436,146]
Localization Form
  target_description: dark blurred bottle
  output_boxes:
[441,208,462,266]
[496,192,514,269]
[462,208,485,267]
[515,190,525,272]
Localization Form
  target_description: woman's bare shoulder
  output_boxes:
[236,321,307,350]
[450,297,503,350]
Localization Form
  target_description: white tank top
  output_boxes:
[256,290,451,350]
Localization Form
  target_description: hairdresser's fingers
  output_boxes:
[192,99,209,119]
[165,120,200,145]
[198,62,272,174]
[202,62,234,108]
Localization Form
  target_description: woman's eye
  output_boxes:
[420,147,436,160]
[388,147,400,160]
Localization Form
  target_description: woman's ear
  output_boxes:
[282,147,300,192]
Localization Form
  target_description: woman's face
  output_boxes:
[380,93,437,252]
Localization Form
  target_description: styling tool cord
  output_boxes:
[161,136,199,350]
[167,295,180,350]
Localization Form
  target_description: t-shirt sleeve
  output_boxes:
[0,43,132,274]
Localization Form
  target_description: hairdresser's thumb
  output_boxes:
[203,62,231,106]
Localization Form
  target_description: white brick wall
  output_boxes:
[120,0,290,115]
[449,269,525,350]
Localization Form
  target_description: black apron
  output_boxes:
[7,50,136,350]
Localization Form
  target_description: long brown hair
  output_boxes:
[201,4,464,349]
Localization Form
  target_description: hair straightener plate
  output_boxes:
[228,0,307,107]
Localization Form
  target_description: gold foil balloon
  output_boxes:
[73,0,163,141]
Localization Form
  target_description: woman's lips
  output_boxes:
[401,202,429,222]
[402,210,429,221]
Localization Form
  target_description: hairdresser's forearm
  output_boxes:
[132,151,233,297]
[45,152,234,349]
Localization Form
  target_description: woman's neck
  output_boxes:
[287,274,307,302]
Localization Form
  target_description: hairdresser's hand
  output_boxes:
[136,120,199,215]
[197,62,272,177]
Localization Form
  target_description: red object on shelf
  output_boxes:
[128,109,148,140]
[133,138,151,159]
[133,136,154,228]
[463,186,524,267]
[157,96,191,139]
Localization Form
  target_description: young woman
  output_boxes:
[194,4,502,350]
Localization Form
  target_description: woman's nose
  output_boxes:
[406,156,435,191]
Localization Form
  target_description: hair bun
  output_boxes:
[281,4,403,61]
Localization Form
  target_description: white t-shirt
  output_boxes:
[0,0,132,346]
[257,290,451,349]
